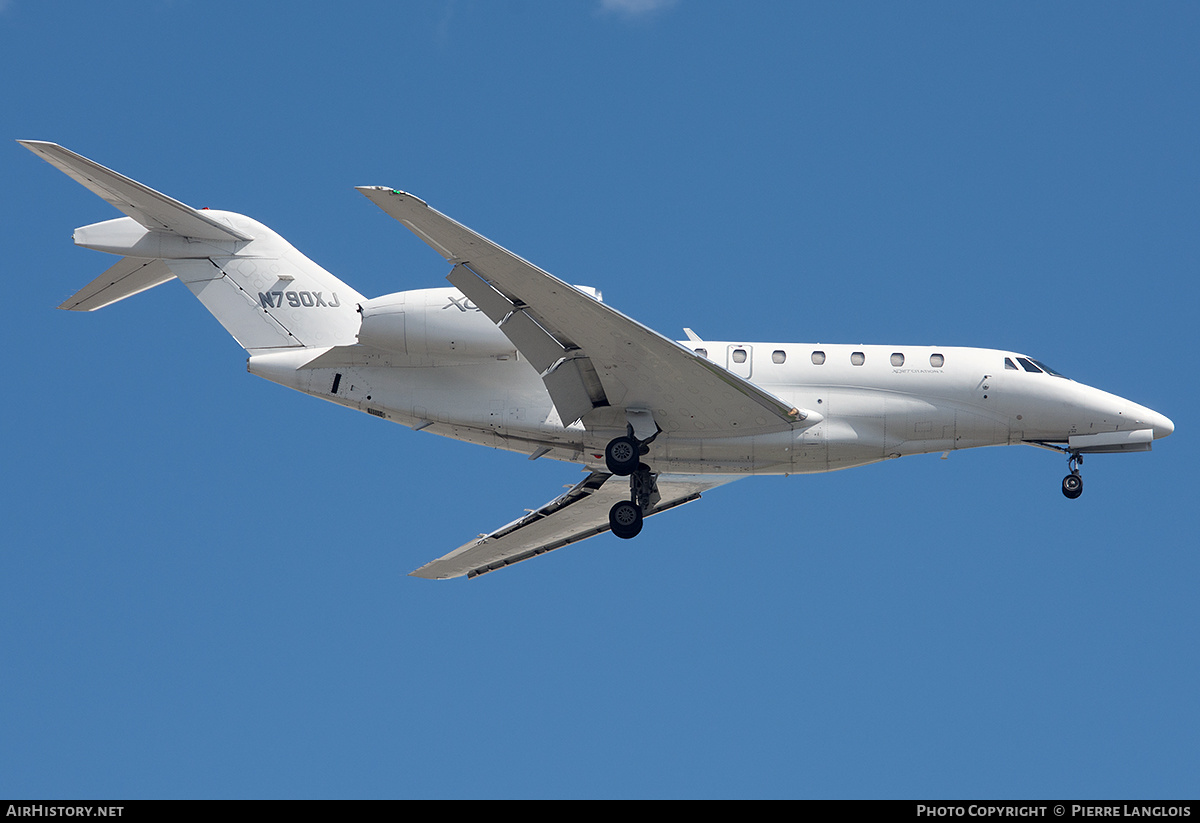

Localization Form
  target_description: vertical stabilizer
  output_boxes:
[163,224,365,353]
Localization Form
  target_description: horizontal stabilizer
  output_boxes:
[58,256,175,311]
[18,140,251,242]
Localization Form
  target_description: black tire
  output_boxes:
[605,436,640,476]
[1062,473,1083,499]
[609,500,644,539]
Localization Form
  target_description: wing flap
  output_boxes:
[499,309,569,373]
[542,356,604,426]
[411,472,736,579]
[446,262,513,323]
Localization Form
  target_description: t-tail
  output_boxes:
[20,141,364,354]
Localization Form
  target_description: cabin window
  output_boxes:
[811,351,826,365]
[694,348,707,358]
[772,350,786,364]
[890,352,905,367]
[1005,357,1018,370]
[1017,357,1043,373]
[732,348,748,364]
[851,351,865,366]
[930,353,945,368]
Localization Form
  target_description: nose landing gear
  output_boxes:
[1062,452,1083,499]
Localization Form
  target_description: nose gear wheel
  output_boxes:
[1062,452,1083,499]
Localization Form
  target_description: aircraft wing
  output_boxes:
[358,187,802,433]
[411,471,737,580]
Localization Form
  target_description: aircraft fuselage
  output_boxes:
[247,287,1173,476]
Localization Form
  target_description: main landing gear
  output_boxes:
[605,428,660,540]
[1062,452,1084,500]
[604,435,642,477]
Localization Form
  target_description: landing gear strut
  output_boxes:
[1062,452,1083,499]
[608,463,659,539]
[605,425,660,539]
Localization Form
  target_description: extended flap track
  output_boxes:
[448,263,609,424]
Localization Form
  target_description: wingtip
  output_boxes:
[356,186,427,206]
[408,567,454,580]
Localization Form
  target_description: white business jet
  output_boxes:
[22,141,1174,579]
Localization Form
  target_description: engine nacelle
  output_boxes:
[358,285,604,360]
[357,287,518,359]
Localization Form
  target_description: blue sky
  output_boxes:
[2,1,1197,799]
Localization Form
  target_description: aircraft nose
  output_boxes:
[1152,411,1174,439]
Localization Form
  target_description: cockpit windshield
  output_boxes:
[1029,358,1068,378]
[1014,356,1069,378]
